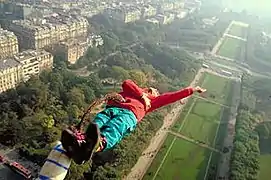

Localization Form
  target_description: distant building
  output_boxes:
[0,2,33,20]
[155,13,175,25]
[8,15,88,50]
[202,17,219,26]
[52,34,103,64]
[1,49,53,93]
[0,28,19,59]
[106,6,141,23]
[146,18,159,25]
[173,1,185,9]
[0,58,23,93]
[175,9,189,19]
[158,2,174,13]
[141,4,157,18]
[184,0,202,10]
[13,49,53,81]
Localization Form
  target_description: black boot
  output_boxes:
[61,123,100,164]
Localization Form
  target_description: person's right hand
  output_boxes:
[141,93,151,110]
[193,86,207,93]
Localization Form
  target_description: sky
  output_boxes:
[222,0,271,17]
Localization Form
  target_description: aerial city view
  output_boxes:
[0,0,271,179]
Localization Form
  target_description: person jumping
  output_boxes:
[41,79,206,180]
[91,79,206,153]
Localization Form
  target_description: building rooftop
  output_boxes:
[0,58,21,71]
[0,28,17,41]
[13,49,51,62]
[11,14,88,32]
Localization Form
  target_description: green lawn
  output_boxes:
[217,37,245,61]
[143,137,213,180]
[180,100,222,146]
[259,154,271,180]
[200,73,232,105]
[228,24,248,38]
[144,73,233,180]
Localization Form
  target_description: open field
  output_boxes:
[199,73,232,105]
[228,24,248,38]
[217,36,245,61]
[180,100,222,146]
[143,135,214,180]
[143,73,233,180]
[259,137,271,180]
[259,155,271,180]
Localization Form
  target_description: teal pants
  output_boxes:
[93,107,137,151]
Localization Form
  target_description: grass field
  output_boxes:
[143,73,233,180]
[259,155,271,180]
[180,100,222,146]
[228,24,248,38]
[143,135,214,180]
[200,73,232,105]
[217,36,245,60]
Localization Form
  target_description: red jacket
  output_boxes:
[107,79,194,122]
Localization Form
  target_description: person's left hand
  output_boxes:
[141,93,151,110]
[115,94,126,103]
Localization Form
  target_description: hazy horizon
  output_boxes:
[222,0,271,17]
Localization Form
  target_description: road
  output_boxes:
[216,81,241,179]
[0,145,40,179]
[125,68,205,180]
[206,58,271,79]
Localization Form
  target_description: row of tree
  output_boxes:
[229,107,260,180]
[229,74,271,180]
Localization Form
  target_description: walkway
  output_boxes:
[168,131,222,154]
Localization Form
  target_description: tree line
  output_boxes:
[229,106,260,180]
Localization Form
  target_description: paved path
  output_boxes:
[168,131,222,154]
[193,95,231,108]
[216,82,241,179]
[224,34,247,41]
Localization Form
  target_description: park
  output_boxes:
[217,36,245,61]
[214,21,249,62]
[228,23,248,38]
[143,73,234,180]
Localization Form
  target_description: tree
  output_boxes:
[41,115,55,129]
[85,47,101,61]
[66,161,90,180]
[111,66,130,81]
[66,87,86,108]
[66,104,81,119]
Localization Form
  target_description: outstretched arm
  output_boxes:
[122,79,144,98]
[148,86,206,112]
